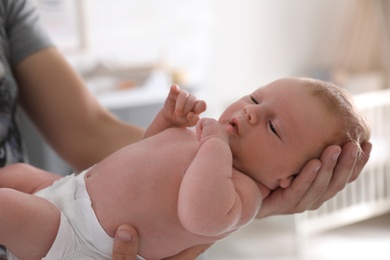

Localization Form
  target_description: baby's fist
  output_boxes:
[196,118,227,144]
[166,85,207,127]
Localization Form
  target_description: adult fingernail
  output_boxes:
[332,151,341,161]
[116,229,132,241]
[352,148,359,158]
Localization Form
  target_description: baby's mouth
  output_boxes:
[228,119,239,135]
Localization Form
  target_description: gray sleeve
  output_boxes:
[3,0,54,66]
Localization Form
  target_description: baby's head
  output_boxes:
[218,77,370,198]
[303,77,370,151]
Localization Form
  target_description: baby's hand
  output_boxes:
[196,118,228,144]
[163,85,207,127]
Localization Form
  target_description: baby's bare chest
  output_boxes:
[140,128,199,174]
[86,128,223,255]
[86,128,199,224]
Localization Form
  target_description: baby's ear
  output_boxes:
[278,175,295,188]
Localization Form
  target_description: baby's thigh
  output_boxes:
[0,188,60,259]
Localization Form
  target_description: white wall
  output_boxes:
[205,0,352,111]
[70,0,353,115]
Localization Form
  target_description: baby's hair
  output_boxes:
[301,78,371,157]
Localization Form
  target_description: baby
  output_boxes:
[0,77,370,260]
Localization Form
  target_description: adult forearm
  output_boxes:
[15,47,144,171]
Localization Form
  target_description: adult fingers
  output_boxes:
[292,145,341,212]
[256,159,320,218]
[112,225,139,260]
[309,144,354,210]
[280,157,323,214]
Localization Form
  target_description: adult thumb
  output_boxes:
[112,224,139,260]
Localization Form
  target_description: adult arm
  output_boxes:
[14,47,144,172]
[14,48,147,260]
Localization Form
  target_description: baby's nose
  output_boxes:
[244,106,258,125]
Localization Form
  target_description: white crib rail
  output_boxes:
[294,88,390,252]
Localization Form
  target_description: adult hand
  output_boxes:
[257,141,372,218]
[111,225,212,260]
[112,225,139,260]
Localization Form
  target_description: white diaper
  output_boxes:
[7,170,145,260]
[45,170,115,259]
[7,170,113,259]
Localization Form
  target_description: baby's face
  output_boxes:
[218,78,340,193]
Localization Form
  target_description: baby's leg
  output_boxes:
[0,188,60,259]
[0,163,61,193]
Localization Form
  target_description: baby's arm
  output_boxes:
[0,163,60,194]
[143,85,206,138]
[178,118,262,236]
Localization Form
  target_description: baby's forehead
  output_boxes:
[252,78,306,92]
[250,85,271,96]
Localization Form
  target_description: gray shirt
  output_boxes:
[0,0,53,167]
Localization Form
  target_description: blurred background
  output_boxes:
[34,0,390,113]
[22,0,390,259]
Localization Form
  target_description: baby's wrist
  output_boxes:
[200,134,228,147]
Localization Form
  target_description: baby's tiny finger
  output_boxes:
[186,112,200,127]
[183,94,197,115]
[175,90,190,116]
[167,84,180,101]
[193,100,207,114]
